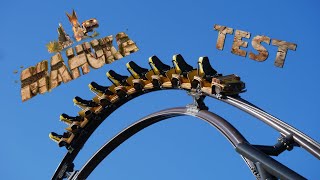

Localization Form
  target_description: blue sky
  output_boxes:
[1,0,319,179]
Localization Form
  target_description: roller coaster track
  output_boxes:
[51,56,320,180]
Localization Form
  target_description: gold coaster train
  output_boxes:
[49,54,246,149]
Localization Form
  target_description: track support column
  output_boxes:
[187,90,208,111]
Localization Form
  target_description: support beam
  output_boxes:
[236,142,306,180]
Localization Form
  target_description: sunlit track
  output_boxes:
[220,95,320,159]
[50,55,319,180]
[231,96,320,150]
[72,107,305,180]
[72,108,255,180]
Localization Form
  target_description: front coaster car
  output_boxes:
[211,74,246,97]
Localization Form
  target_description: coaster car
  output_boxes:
[171,54,197,89]
[89,82,116,107]
[198,56,219,81]
[73,96,99,109]
[106,70,135,97]
[192,56,220,91]
[60,113,83,132]
[211,74,246,96]
[60,113,83,124]
[148,55,175,88]
[62,109,94,132]
[50,115,95,148]
[49,132,74,147]
[72,96,104,122]
[89,81,114,97]
[126,61,154,91]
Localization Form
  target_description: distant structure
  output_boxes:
[57,23,73,48]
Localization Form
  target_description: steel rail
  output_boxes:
[231,96,320,150]
[236,142,306,180]
[73,107,253,180]
[52,88,320,179]
[225,95,320,159]
[203,93,320,159]
[73,107,306,180]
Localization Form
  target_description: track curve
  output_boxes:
[72,107,305,180]
[74,107,249,179]
[51,57,320,180]
[217,95,320,158]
